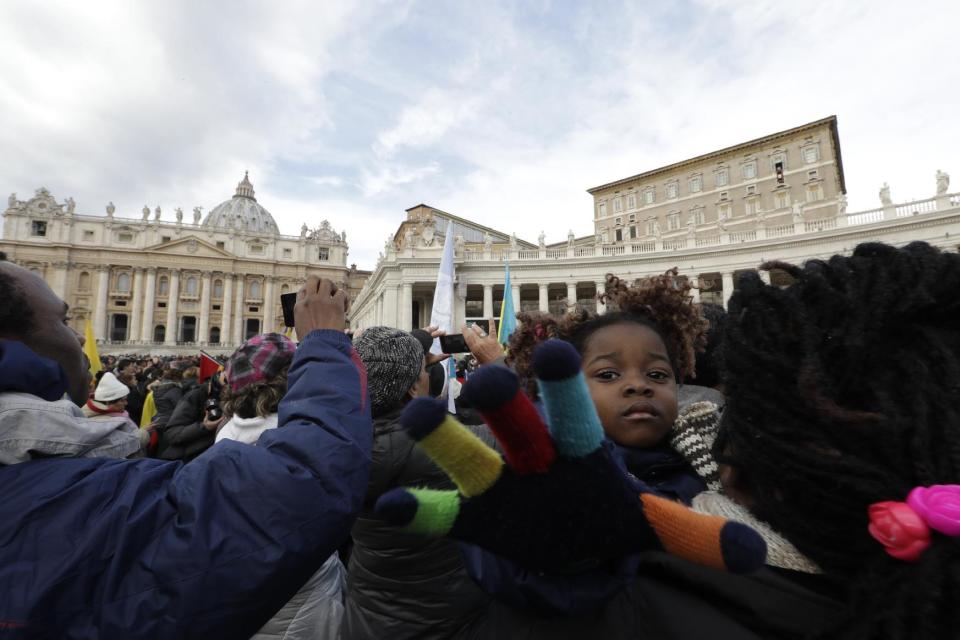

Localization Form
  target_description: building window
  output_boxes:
[597,202,606,217]
[209,327,220,344]
[775,190,790,209]
[212,304,221,311]
[719,191,729,201]
[78,271,91,291]
[718,203,732,220]
[115,300,126,307]
[245,318,261,340]
[614,217,622,226]
[628,213,636,222]
[84,230,95,240]
[742,161,757,180]
[667,213,680,230]
[153,325,165,343]
[216,241,225,249]
[689,175,702,193]
[646,219,658,236]
[746,185,757,195]
[665,182,679,199]
[803,144,820,164]
[283,248,292,258]
[110,315,129,342]
[185,277,198,295]
[31,220,47,237]
[771,151,787,170]
[318,247,330,261]
[629,226,637,239]
[644,188,655,205]
[806,185,824,202]
[615,228,623,242]
[613,197,623,212]
[249,306,259,313]
[250,245,264,255]
[118,232,133,243]
[690,207,705,226]
[807,169,820,181]
[715,168,729,187]
[158,302,166,308]
[213,279,223,298]
[158,276,169,295]
[627,194,637,209]
[116,273,131,292]
[745,199,757,216]
[249,280,262,300]
[161,236,171,243]
[179,316,197,343]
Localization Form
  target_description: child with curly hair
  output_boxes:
[505,268,711,503]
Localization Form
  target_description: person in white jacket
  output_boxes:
[216,332,347,640]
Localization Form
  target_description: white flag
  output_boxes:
[429,219,456,355]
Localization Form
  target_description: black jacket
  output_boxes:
[151,381,183,428]
[156,385,215,463]
[340,408,494,640]
[460,551,845,640]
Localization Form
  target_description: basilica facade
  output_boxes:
[1,173,368,355]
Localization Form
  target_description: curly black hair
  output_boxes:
[718,241,960,639]
[507,269,707,399]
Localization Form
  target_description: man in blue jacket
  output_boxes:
[0,260,372,639]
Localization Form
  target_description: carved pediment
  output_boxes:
[146,236,233,258]
[22,187,65,217]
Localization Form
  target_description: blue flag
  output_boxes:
[498,263,517,345]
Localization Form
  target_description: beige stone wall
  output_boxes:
[591,119,844,243]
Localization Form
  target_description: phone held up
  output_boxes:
[439,334,469,354]
[281,292,297,328]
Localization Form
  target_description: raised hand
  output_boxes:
[375,339,766,574]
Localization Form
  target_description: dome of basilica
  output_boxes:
[201,172,279,234]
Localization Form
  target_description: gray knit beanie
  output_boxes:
[354,326,425,417]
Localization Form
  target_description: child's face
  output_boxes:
[581,322,678,448]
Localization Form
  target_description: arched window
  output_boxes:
[153,325,165,342]
[116,273,131,292]
[249,280,262,300]
[78,272,90,291]
[185,277,198,295]
[209,326,221,344]
[213,279,223,298]
[280,283,290,295]
[158,276,169,295]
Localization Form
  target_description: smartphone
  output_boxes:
[281,292,297,328]
[439,334,469,354]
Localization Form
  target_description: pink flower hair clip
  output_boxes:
[868,485,960,562]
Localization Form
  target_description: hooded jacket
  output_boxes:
[0,330,371,639]
[156,384,215,463]
[340,407,494,640]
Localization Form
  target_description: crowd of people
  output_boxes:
[0,240,957,639]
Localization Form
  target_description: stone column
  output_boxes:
[483,284,494,319]
[400,283,413,331]
[262,277,276,333]
[94,267,110,342]
[141,268,157,342]
[595,280,607,315]
[130,268,144,342]
[383,286,399,328]
[566,282,578,312]
[511,283,521,314]
[538,283,549,312]
[233,277,245,344]
[689,276,701,304]
[198,271,212,345]
[221,275,234,345]
[51,261,70,299]
[164,269,180,345]
[721,271,735,310]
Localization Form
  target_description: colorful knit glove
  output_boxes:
[375,339,766,573]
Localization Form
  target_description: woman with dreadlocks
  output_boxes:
[378,241,959,639]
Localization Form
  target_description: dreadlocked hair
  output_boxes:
[507,269,707,399]
[718,241,960,640]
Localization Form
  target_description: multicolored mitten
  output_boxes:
[375,339,766,573]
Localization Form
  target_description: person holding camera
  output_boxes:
[155,369,225,463]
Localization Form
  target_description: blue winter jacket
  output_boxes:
[0,330,371,639]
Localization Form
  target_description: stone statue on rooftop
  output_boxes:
[567,230,575,248]
[142,205,150,220]
[65,197,76,215]
[936,170,950,195]
[193,206,202,224]
[175,207,183,224]
[509,233,518,250]
[538,231,546,249]
[879,183,892,206]
[8,193,16,209]
[483,231,492,251]
[154,206,161,221]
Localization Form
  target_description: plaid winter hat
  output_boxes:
[225,333,297,393]
[354,326,424,417]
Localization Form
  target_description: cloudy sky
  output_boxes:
[1,0,956,268]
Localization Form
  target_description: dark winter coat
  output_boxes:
[156,385,215,463]
[340,408,494,640]
[150,380,183,427]
[0,330,371,639]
